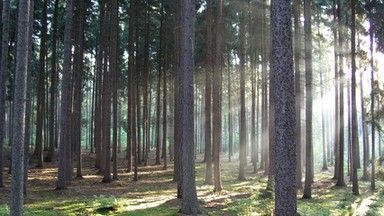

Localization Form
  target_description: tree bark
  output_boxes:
[272,0,297,214]
[56,0,74,190]
[0,0,11,188]
[179,0,200,213]
[10,0,30,214]
[213,0,223,192]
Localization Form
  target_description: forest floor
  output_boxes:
[1,147,384,216]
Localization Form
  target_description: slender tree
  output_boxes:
[56,0,74,190]
[204,0,213,185]
[368,0,375,190]
[238,0,247,181]
[213,0,224,192]
[0,0,11,188]
[46,0,59,163]
[335,0,346,187]
[10,0,30,214]
[351,0,359,195]
[179,0,200,213]
[303,0,313,199]
[272,0,297,214]
[293,0,302,189]
[35,0,48,168]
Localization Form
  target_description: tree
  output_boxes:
[0,0,11,188]
[56,0,74,190]
[213,0,223,192]
[35,0,48,168]
[293,0,302,189]
[45,0,60,163]
[204,0,213,185]
[238,0,247,181]
[271,0,297,214]
[350,0,359,195]
[335,0,346,187]
[10,0,30,214]
[178,0,200,214]
[73,0,86,179]
[303,0,313,199]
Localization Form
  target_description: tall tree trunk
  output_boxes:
[56,0,74,190]
[24,0,35,194]
[10,0,30,213]
[74,0,85,179]
[361,71,369,180]
[127,0,136,172]
[46,0,59,163]
[303,0,313,199]
[332,0,340,180]
[351,0,359,194]
[227,54,233,162]
[179,0,200,213]
[368,0,375,189]
[335,0,346,187]
[204,0,213,185]
[35,0,48,168]
[320,66,328,171]
[143,0,150,167]
[111,0,119,180]
[0,0,11,188]
[238,0,247,181]
[293,0,302,188]
[272,0,297,214]
[213,0,223,192]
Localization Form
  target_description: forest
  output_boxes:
[0,0,384,215]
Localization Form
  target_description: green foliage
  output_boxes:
[93,195,120,213]
[227,189,274,216]
[0,204,9,215]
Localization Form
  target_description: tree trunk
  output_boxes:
[179,0,200,213]
[368,0,375,189]
[238,0,247,181]
[204,0,213,185]
[56,0,74,190]
[293,0,302,188]
[213,0,223,192]
[46,0,59,163]
[351,0,359,194]
[303,0,313,199]
[335,0,346,187]
[272,0,297,214]
[35,0,48,168]
[10,0,30,214]
[0,0,11,188]
[111,0,118,180]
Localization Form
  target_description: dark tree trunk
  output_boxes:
[271,0,297,214]
[56,0,74,190]
[238,0,247,181]
[10,1,30,213]
[46,0,59,163]
[293,0,302,189]
[204,0,213,185]
[368,0,375,189]
[73,0,85,179]
[24,0,35,195]
[351,0,359,195]
[227,55,233,162]
[35,0,48,168]
[213,0,223,192]
[335,0,346,187]
[303,0,313,199]
[0,0,11,188]
[179,0,200,213]
[111,0,119,180]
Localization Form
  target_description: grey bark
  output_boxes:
[213,0,223,192]
[56,0,74,190]
[0,0,11,187]
[271,0,297,214]
[303,0,313,199]
[179,0,200,214]
[10,0,30,214]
